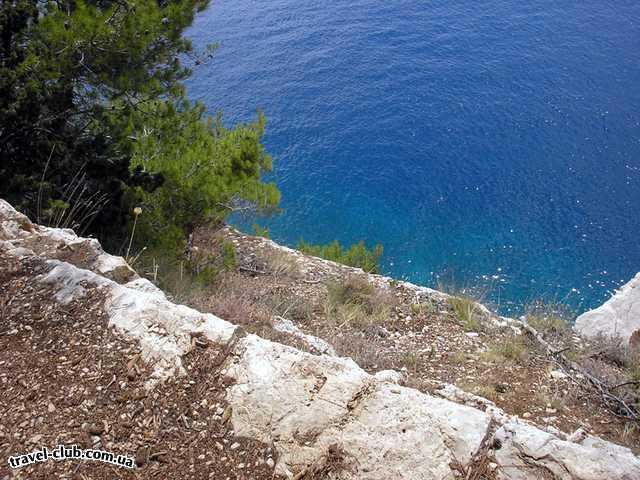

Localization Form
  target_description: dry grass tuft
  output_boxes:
[525,301,574,346]
[480,334,529,364]
[449,296,483,332]
[324,276,394,331]
[263,249,301,277]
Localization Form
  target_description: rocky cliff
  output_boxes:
[575,274,640,347]
[1,199,639,479]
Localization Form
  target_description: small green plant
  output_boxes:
[252,223,270,238]
[449,296,482,332]
[194,265,218,285]
[410,299,436,316]
[401,351,419,371]
[525,300,573,344]
[297,239,383,273]
[564,348,584,362]
[221,240,237,270]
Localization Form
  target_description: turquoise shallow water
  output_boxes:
[185,1,640,314]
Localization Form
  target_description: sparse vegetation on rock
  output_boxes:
[2,200,639,479]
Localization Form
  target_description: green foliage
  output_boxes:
[297,239,383,273]
[221,241,237,271]
[252,223,270,238]
[126,101,279,254]
[181,239,236,285]
[448,296,483,332]
[1,0,278,253]
[1,0,205,239]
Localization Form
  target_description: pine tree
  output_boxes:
[0,0,278,249]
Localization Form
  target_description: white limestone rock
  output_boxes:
[494,420,640,480]
[574,273,640,346]
[37,259,237,385]
[2,198,639,479]
[0,198,136,283]
[373,369,405,384]
[272,315,336,355]
[224,335,490,479]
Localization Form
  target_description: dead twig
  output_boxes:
[521,319,639,423]
[239,265,268,275]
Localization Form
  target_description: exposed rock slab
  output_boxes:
[2,199,639,479]
[0,199,136,283]
[574,272,640,346]
[272,315,337,355]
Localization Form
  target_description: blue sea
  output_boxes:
[185,1,640,315]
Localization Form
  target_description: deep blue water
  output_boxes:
[185,1,640,314]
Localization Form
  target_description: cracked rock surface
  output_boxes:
[1,199,639,479]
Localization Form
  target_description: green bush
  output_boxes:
[1,0,279,256]
[128,102,280,257]
[253,224,270,238]
[297,239,383,273]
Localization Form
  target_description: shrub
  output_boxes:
[297,239,383,273]
[253,224,270,238]
[324,276,391,330]
[448,296,483,332]
[263,250,301,277]
[326,276,375,307]
[221,241,237,271]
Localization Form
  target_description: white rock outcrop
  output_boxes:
[574,273,640,346]
[2,199,639,479]
[272,315,336,355]
[0,199,136,283]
